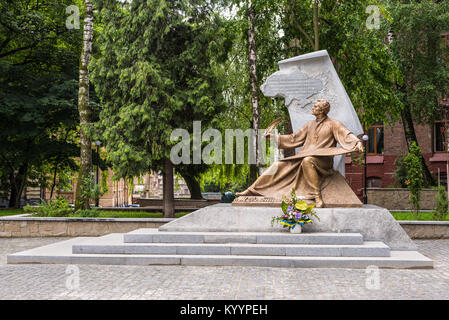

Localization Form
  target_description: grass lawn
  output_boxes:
[0,208,24,217]
[23,208,449,221]
[95,211,192,219]
[30,210,192,218]
[390,211,449,221]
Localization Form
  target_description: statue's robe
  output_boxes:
[245,116,360,199]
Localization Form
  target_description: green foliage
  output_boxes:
[391,210,449,221]
[433,186,448,221]
[100,170,109,196]
[24,197,73,217]
[79,177,107,207]
[0,209,24,217]
[277,0,404,126]
[202,179,222,193]
[200,164,251,193]
[205,0,408,188]
[92,210,192,219]
[0,0,85,207]
[385,0,449,187]
[388,0,449,124]
[92,0,232,180]
[72,208,100,218]
[394,142,424,217]
[392,156,408,188]
[351,154,365,168]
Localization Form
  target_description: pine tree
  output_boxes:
[92,0,230,217]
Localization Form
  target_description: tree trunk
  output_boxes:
[50,162,58,200]
[400,106,435,187]
[8,163,28,208]
[313,0,319,51]
[248,0,260,184]
[163,158,175,218]
[283,118,296,158]
[180,172,203,200]
[249,164,258,186]
[75,0,94,210]
[8,171,17,208]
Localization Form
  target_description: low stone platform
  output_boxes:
[159,204,417,251]
[7,230,432,268]
[6,204,433,269]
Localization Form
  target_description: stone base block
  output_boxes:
[159,204,416,251]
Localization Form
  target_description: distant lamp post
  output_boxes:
[95,140,101,207]
[362,134,369,205]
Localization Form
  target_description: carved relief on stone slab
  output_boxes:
[260,50,364,177]
[261,68,323,107]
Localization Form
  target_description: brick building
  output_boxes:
[346,31,449,199]
[346,110,449,199]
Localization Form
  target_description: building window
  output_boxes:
[367,121,384,155]
[434,120,449,152]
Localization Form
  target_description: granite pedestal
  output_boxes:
[7,204,433,268]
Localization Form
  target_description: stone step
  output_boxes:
[6,235,433,269]
[123,228,365,245]
[72,241,390,257]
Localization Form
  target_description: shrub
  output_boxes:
[72,208,100,218]
[24,197,73,217]
[393,156,408,188]
[432,186,448,221]
[79,176,108,207]
[394,142,424,218]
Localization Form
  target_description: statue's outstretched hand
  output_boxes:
[355,141,364,153]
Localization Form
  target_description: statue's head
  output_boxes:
[312,99,330,116]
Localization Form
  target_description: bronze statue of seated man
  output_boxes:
[236,99,364,208]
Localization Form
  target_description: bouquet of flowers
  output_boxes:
[271,189,319,230]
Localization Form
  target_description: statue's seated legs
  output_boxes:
[235,155,333,208]
[301,156,327,208]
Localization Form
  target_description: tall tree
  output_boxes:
[0,0,81,207]
[280,0,404,126]
[388,0,449,187]
[211,1,286,189]
[75,0,95,210]
[213,0,404,189]
[313,0,319,51]
[92,0,231,217]
[247,0,261,183]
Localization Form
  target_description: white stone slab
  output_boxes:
[125,228,364,245]
[261,50,364,176]
[72,239,389,257]
[180,251,432,269]
[7,235,432,269]
[159,204,416,251]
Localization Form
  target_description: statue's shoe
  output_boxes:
[314,196,325,208]
[235,190,253,197]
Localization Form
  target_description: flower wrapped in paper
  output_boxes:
[271,189,319,231]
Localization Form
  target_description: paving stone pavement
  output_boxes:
[0,237,448,300]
